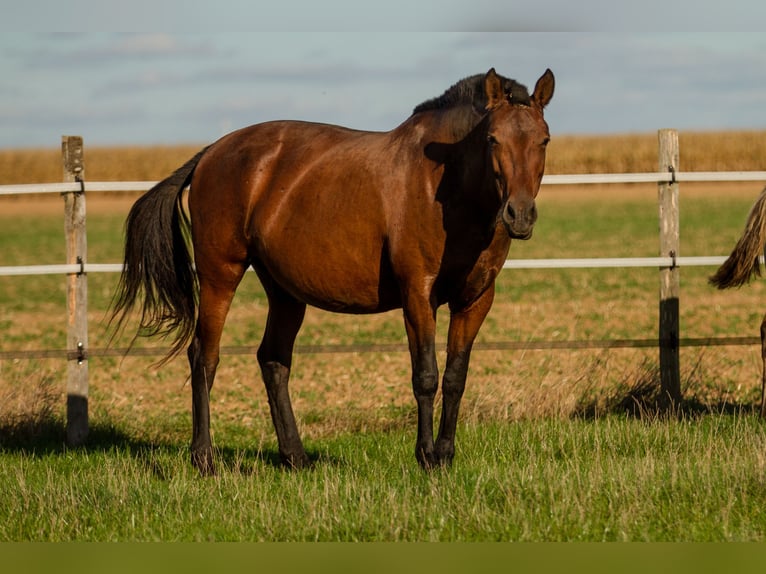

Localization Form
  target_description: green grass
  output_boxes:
[2,412,765,541]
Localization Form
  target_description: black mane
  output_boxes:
[412,72,531,116]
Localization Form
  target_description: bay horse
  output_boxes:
[710,185,766,417]
[111,68,555,474]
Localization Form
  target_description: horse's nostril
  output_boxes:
[506,203,516,221]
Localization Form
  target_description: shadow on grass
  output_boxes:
[0,413,333,476]
[573,358,762,420]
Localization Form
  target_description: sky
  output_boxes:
[2,2,765,149]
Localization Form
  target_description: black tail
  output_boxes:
[109,146,209,361]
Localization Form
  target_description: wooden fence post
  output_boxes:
[62,135,88,445]
[658,129,682,406]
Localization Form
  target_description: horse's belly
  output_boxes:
[281,270,400,314]
[256,247,401,314]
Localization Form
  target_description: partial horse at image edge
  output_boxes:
[110,68,555,474]
[710,185,766,417]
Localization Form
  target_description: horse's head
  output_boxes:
[483,68,554,240]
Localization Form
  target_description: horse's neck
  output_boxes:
[423,131,497,250]
[405,107,497,224]
[438,105,484,142]
[454,117,492,187]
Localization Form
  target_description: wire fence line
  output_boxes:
[1,337,762,363]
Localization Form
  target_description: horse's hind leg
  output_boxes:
[188,266,246,475]
[256,281,309,469]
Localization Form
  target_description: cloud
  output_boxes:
[454,0,766,32]
[16,33,220,69]
[109,34,207,57]
[93,70,186,98]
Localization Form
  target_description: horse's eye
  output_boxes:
[487,134,498,146]
[541,137,550,147]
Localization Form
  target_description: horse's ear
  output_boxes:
[532,69,555,109]
[484,68,505,110]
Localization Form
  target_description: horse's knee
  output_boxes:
[412,366,439,398]
[442,371,467,402]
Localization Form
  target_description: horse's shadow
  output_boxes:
[0,416,332,477]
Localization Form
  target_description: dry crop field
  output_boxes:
[2,130,766,185]
[2,130,766,437]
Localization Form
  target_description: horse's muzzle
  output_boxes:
[502,199,537,239]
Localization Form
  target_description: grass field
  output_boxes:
[3,416,766,541]
[2,131,766,541]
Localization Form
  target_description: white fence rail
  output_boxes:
[1,133,765,443]
[0,256,757,277]
[4,170,766,197]
[3,170,766,277]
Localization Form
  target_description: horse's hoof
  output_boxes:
[191,450,216,476]
[436,453,454,467]
[435,442,455,467]
[416,449,439,470]
[282,452,311,470]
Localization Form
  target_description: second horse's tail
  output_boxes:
[109,146,209,361]
[710,186,766,290]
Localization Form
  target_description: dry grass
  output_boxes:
[0,362,62,442]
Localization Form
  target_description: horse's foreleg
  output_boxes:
[257,288,309,469]
[436,287,496,465]
[403,294,439,469]
[189,270,244,476]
